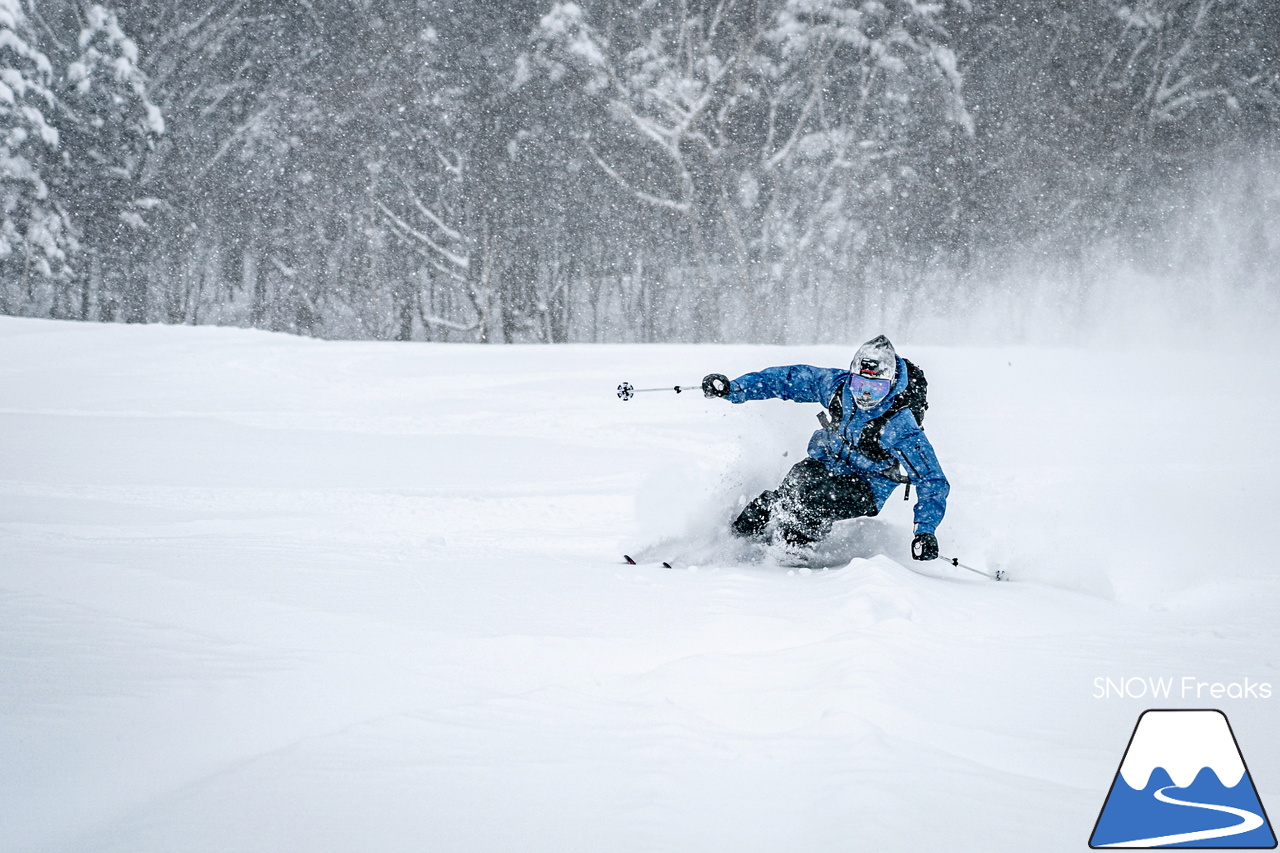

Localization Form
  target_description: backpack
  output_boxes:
[824,358,929,465]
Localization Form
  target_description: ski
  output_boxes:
[623,554,673,568]
[625,553,1002,579]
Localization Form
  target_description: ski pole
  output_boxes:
[940,554,1007,582]
[616,381,703,401]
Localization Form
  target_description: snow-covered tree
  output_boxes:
[365,23,482,342]
[1095,0,1280,139]
[57,3,164,321]
[0,0,1271,343]
[0,0,71,314]
[531,0,973,341]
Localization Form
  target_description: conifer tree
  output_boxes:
[57,4,164,321]
[0,0,70,314]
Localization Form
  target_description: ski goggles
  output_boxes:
[848,373,892,406]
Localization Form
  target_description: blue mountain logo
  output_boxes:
[1090,709,1276,848]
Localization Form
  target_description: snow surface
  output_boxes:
[1,316,1278,852]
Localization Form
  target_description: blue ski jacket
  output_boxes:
[726,358,949,535]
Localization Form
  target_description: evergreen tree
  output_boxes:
[0,0,70,315]
[57,3,164,321]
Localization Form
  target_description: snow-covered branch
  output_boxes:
[374,199,470,272]
[584,139,691,212]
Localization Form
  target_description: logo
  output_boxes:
[1090,709,1276,848]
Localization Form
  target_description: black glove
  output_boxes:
[702,373,731,398]
[911,532,938,561]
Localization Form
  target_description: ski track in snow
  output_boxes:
[1,318,1278,853]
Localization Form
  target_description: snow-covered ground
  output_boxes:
[1,316,1277,852]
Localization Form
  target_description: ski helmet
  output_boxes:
[848,335,898,410]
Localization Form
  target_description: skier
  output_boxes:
[701,335,947,561]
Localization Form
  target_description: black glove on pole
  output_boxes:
[911,532,939,561]
[702,374,731,398]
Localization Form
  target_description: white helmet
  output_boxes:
[848,335,897,409]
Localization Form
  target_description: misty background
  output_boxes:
[1,0,1277,345]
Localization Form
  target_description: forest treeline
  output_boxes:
[1,0,1277,342]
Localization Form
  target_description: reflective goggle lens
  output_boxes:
[848,373,891,404]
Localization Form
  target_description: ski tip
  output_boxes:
[623,555,675,569]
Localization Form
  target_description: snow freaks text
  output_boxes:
[1093,677,1273,701]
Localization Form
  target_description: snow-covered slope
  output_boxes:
[1,317,1277,852]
